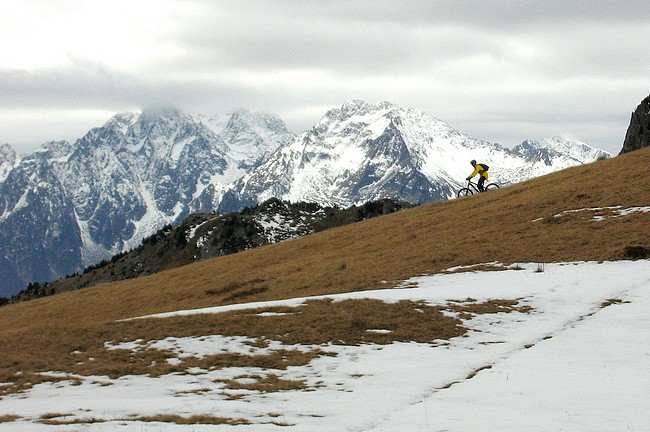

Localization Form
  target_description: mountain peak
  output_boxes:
[339,100,398,116]
[0,143,18,182]
[513,137,610,165]
[35,140,74,159]
[105,112,139,128]
[0,107,297,296]
[321,100,395,125]
[0,142,16,160]
[140,106,184,120]
[221,101,611,214]
[129,107,195,136]
[195,110,295,171]
[340,99,370,111]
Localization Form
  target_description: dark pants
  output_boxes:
[477,173,486,191]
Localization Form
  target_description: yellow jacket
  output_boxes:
[468,163,489,179]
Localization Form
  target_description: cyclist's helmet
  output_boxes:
[470,159,476,166]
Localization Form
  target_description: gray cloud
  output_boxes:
[0,0,648,154]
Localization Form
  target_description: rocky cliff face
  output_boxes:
[620,94,650,154]
[0,109,293,296]
[0,142,82,291]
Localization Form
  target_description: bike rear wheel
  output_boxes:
[485,183,500,191]
[457,188,473,197]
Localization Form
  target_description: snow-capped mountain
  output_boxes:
[0,108,294,297]
[218,100,609,213]
[512,136,610,166]
[0,143,19,182]
[0,101,610,297]
[0,140,82,297]
[197,110,295,170]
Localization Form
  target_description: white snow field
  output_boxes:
[2,260,649,431]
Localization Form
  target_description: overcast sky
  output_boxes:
[1,0,649,155]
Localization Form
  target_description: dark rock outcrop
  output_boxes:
[8,198,413,303]
[620,94,650,154]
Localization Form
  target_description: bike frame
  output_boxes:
[456,179,500,198]
[465,180,483,193]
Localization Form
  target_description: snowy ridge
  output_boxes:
[512,136,610,166]
[2,261,649,431]
[197,110,295,170]
[219,100,610,212]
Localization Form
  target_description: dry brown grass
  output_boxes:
[0,414,21,423]
[0,299,466,391]
[129,414,250,426]
[224,374,309,393]
[39,414,105,425]
[447,299,533,319]
[1,148,649,396]
[0,296,532,399]
[36,413,249,426]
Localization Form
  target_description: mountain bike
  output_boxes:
[456,179,500,197]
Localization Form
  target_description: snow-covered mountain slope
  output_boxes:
[512,136,610,165]
[0,109,294,297]
[2,261,648,431]
[218,100,610,212]
[0,101,610,297]
[197,110,295,170]
[0,143,20,182]
[0,140,82,293]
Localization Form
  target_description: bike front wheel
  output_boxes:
[457,188,473,198]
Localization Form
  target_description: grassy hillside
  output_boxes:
[1,147,649,397]
[12,198,412,301]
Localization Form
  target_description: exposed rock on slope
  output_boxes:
[620,94,650,154]
[11,198,412,302]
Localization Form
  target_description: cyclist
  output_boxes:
[466,160,490,192]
